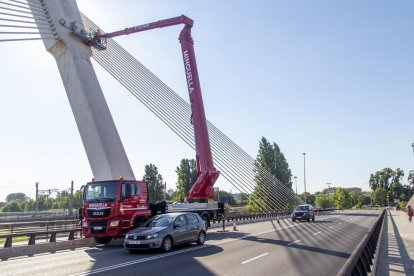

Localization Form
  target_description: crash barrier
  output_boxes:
[0,228,82,248]
[215,208,334,224]
[0,219,81,248]
[0,209,335,248]
[337,209,386,276]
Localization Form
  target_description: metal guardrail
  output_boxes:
[337,209,386,276]
[0,219,81,248]
[0,228,82,248]
[0,208,334,248]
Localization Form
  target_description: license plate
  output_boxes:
[129,240,141,245]
[93,226,103,230]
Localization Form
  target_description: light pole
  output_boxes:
[294,176,298,195]
[412,143,414,160]
[303,153,307,204]
[327,182,332,208]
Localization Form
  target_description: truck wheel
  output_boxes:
[202,215,209,230]
[196,231,206,245]
[161,236,173,252]
[94,237,112,244]
[134,218,146,228]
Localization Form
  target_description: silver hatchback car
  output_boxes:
[124,212,207,252]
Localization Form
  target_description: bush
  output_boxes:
[400,201,407,207]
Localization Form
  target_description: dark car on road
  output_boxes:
[292,204,315,222]
[124,212,206,252]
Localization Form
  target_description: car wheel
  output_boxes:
[307,217,310,222]
[292,218,296,222]
[312,216,315,222]
[94,237,112,244]
[161,236,173,252]
[197,231,206,245]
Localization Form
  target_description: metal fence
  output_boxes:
[0,210,78,221]
[337,209,386,276]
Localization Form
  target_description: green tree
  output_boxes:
[6,193,28,202]
[299,192,315,206]
[2,200,22,212]
[358,194,371,206]
[371,188,387,206]
[143,163,166,203]
[22,199,36,211]
[174,159,198,202]
[315,193,330,208]
[389,168,404,201]
[333,188,352,209]
[248,137,293,211]
[407,171,414,193]
[73,190,83,209]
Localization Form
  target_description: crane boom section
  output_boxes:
[91,15,219,201]
[97,15,193,39]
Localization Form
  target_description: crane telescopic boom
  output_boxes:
[78,15,220,201]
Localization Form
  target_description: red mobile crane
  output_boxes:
[71,16,222,244]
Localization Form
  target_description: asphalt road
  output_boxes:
[0,210,381,276]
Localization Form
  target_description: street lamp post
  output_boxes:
[327,182,332,208]
[303,153,307,204]
[412,143,414,161]
[294,176,298,195]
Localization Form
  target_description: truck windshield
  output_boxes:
[85,182,117,203]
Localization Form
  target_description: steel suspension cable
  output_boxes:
[81,14,302,210]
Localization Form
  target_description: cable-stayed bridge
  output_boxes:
[0,0,303,211]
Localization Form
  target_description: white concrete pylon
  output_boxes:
[28,0,135,181]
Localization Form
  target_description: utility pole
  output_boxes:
[69,181,74,216]
[35,182,39,213]
[294,176,298,195]
[303,153,307,204]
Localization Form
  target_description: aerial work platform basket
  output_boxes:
[69,21,107,50]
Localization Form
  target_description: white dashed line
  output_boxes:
[287,239,301,246]
[313,231,322,235]
[241,253,269,264]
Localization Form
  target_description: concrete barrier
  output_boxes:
[0,238,96,260]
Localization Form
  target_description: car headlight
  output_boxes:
[145,232,159,239]
[109,220,119,227]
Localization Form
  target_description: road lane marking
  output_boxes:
[71,246,206,276]
[72,217,332,275]
[241,253,269,265]
[313,231,322,235]
[287,239,301,246]
[329,226,335,228]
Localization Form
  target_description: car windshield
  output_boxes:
[146,215,173,227]
[84,182,117,203]
[296,205,309,211]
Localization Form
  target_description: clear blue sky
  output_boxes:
[0,0,413,201]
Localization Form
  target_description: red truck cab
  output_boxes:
[81,179,151,244]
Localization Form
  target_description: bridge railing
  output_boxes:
[0,209,335,248]
[337,209,386,276]
[0,219,81,248]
